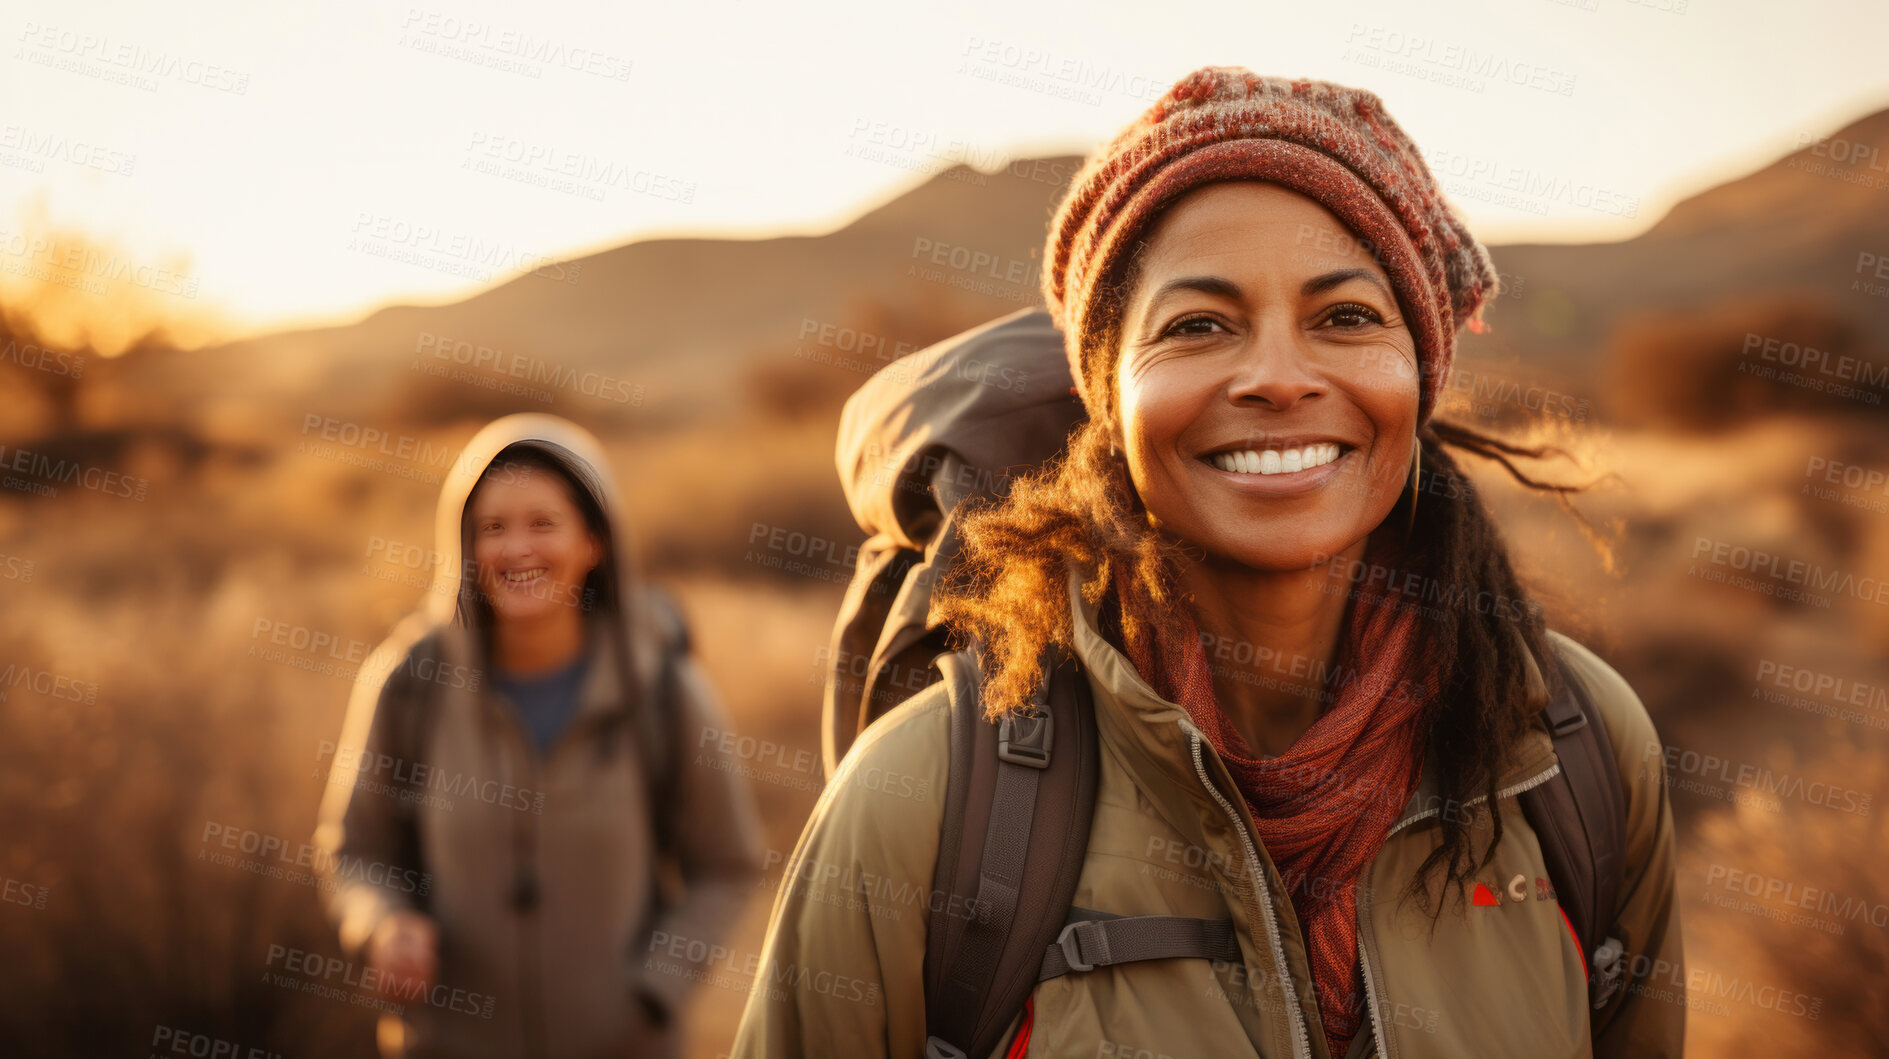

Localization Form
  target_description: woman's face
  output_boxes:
[1113,181,1421,571]
[468,463,603,625]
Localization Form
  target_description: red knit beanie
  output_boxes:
[1043,66,1499,428]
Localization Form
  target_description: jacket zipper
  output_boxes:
[486,690,551,1059]
[1188,731,1313,1059]
[1356,875,1388,1059]
[1382,762,1562,842]
[1356,760,1563,1059]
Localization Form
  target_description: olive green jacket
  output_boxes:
[731,567,1683,1058]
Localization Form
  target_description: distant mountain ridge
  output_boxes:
[118,104,1889,438]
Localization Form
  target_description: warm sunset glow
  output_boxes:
[5,0,1886,345]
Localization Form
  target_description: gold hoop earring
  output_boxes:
[1404,439,1422,535]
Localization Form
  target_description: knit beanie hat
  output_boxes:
[1043,66,1499,428]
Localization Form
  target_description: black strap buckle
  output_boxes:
[1550,708,1590,737]
[1056,920,1106,973]
[997,710,1053,769]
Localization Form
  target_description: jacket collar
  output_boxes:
[1385,626,1559,838]
[1061,566,1561,835]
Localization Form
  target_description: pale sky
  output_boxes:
[4,0,1887,348]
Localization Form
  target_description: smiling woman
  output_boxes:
[314,415,764,1059]
[735,67,1683,1059]
[468,449,609,751]
[1109,182,1430,757]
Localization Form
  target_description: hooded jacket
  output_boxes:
[314,414,766,1059]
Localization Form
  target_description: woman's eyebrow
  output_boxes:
[1146,274,1243,307]
[1144,269,1390,310]
[1303,267,1390,298]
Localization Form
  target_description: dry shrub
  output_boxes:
[1684,736,1889,1057]
[1601,295,1879,430]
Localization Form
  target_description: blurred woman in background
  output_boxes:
[316,413,764,1059]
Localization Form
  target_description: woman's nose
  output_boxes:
[1227,322,1327,410]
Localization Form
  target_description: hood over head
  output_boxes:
[426,413,636,630]
[352,413,677,726]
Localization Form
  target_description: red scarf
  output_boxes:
[1108,535,1434,1058]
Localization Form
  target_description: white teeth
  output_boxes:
[503,568,546,582]
[1209,443,1343,476]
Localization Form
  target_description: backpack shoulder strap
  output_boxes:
[1518,648,1631,1011]
[923,643,1100,1059]
[388,628,443,779]
[920,646,1241,1058]
[638,585,693,857]
[377,629,442,913]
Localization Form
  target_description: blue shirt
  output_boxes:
[494,650,591,755]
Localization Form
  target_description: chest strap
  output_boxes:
[1040,908,1241,979]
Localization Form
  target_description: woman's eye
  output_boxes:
[1161,314,1224,339]
[1323,303,1384,329]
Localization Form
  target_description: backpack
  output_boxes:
[821,307,1632,1059]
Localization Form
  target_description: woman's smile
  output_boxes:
[500,566,549,587]
[1197,438,1356,497]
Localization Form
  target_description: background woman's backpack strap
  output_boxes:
[637,583,694,860]
[387,625,444,792]
[1517,647,1632,1014]
[372,624,444,915]
[923,641,1100,1059]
